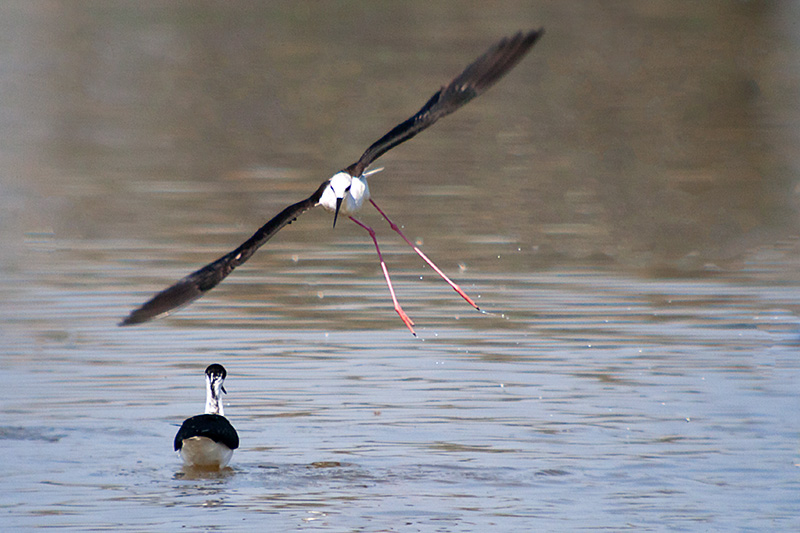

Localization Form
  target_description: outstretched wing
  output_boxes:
[345,28,543,177]
[120,181,328,325]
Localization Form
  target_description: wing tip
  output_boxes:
[526,27,545,47]
[118,315,139,327]
[517,27,545,42]
[119,309,160,326]
[119,279,204,327]
[502,28,545,58]
[119,305,168,326]
[512,28,545,55]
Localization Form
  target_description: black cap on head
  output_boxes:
[205,364,226,380]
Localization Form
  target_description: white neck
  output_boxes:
[205,376,224,416]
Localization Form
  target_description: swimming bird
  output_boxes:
[121,29,544,335]
[174,364,239,469]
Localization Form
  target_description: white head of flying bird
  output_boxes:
[318,168,383,227]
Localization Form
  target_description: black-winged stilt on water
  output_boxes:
[122,29,544,335]
[174,364,239,469]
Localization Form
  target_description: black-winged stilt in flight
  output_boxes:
[122,29,544,335]
[174,364,239,469]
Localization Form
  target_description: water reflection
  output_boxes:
[174,466,235,481]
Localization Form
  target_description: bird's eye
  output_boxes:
[344,185,351,193]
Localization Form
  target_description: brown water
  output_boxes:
[2,2,800,531]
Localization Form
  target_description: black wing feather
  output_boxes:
[120,181,328,325]
[346,29,543,177]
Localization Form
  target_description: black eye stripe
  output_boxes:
[345,185,351,192]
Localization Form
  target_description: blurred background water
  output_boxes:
[1,1,799,530]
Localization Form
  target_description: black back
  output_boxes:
[174,413,239,451]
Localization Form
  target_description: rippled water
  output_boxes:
[2,2,800,531]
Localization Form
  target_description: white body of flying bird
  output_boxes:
[318,168,380,227]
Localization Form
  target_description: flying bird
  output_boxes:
[122,29,544,335]
[174,364,239,469]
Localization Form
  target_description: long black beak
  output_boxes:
[221,385,227,394]
[333,197,343,228]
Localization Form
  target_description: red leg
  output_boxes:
[369,199,480,310]
[349,216,416,337]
